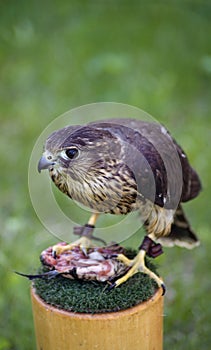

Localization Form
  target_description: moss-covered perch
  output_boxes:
[31,250,163,350]
[33,257,158,313]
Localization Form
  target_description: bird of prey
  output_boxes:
[38,118,201,293]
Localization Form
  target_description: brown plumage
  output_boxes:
[38,118,201,292]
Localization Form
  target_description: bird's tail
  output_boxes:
[157,205,200,249]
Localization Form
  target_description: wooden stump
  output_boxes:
[31,287,163,350]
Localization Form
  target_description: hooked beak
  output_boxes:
[38,155,55,173]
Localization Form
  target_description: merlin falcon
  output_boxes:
[38,118,201,293]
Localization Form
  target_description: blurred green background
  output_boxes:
[0,1,211,349]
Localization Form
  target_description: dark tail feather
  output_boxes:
[158,205,200,249]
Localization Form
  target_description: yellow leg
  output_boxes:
[52,213,99,257]
[113,250,165,294]
[88,213,99,226]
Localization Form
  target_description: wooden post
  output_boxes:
[31,287,163,350]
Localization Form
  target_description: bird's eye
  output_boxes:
[65,147,79,159]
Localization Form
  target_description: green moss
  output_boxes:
[33,256,158,313]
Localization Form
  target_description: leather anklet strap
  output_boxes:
[139,236,163,258]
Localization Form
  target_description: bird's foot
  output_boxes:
[109,250,166,295]
[52,236,93,258]
[52,212,106,258]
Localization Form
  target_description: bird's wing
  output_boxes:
[89,119,201,209]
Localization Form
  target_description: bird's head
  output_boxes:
[38,124,121,173]
[38,125,125,208]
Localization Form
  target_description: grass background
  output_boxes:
[0,1,211,349]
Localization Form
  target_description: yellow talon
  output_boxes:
[52,236,93,257]
[114,250,165,291]
[52,213,99,257]
[116,254,134,266]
